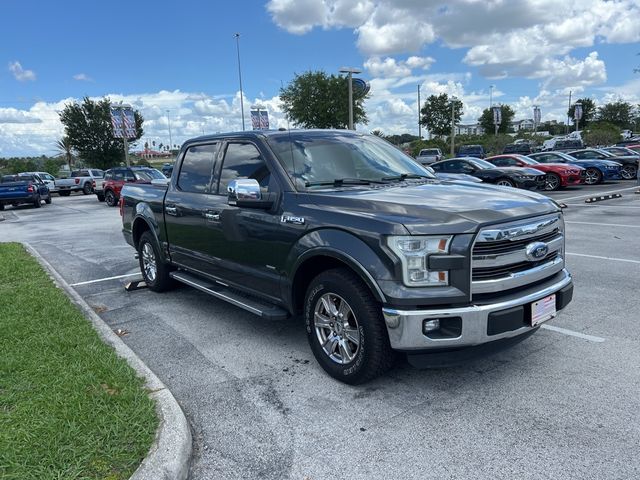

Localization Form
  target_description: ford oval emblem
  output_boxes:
[525,242,549,261]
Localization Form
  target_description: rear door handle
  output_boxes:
[204,211,220,221]
[165,205,178,216]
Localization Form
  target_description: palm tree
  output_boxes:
[56,136,74,170]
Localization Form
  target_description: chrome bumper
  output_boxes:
[382,269,572,351]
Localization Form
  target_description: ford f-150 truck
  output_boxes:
[121,130,573,384]
[55,169,104,196]
[0,173,52,209]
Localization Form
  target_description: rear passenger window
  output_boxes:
[218,143,271,193]
[178,144,217,193]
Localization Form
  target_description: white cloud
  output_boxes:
[73,73,93,82]
[8,61,36,81]
[0,108,42,124]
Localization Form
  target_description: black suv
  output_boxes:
[503,143,532,155]
[457,144,486,158]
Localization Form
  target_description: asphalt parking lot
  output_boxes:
[1,182,639,480]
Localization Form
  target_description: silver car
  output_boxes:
[415,148,443,165]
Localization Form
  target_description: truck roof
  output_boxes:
[184,129,363,147]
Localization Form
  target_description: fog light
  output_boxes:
[423,319,440,334]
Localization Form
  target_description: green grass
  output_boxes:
[0,243,158,480]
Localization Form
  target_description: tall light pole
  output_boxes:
[234,33,246,131]
[417,84,422,140]
[450,97,457,157]
[339,66,361,130]
[166,110,172,151]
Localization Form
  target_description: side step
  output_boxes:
[169,271,289,320]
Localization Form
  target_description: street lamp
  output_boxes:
[166,110,172,151]
[339,66,361,130]
[234,33,246,131]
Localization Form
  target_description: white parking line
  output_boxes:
[564,204,640,209]
[541,324,605,343]
[566,221,640,229]
[557,186,638,202]
[566,252,640,264]
[70,273,140,286]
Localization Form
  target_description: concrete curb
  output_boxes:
[24,243,192,480]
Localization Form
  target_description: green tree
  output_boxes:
[596,101,633,129]
[59,97,144,170]
[420,94,463,138]
[583,122,621,147]
[371,129,385,137]
[478,105,515,134]
[279,71,368,129]
[44,158,65,177]
[56,136,75,170]
[567,98,596,130]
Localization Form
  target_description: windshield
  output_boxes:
[267,132,435,189]
[467,158,495,169]
[420,149,439,155]
[594,149,614,158]
[459,145,483,153]
[549,152,577,162]
[513,155,538,165]
[133,169,165,181]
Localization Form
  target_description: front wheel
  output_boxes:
[544,173,561,191]
[495,178,515,187]
[304,268,395,384]
[621,165,637,180]
[584,168,602,185]
[137,231,173,292]
[105,190,118,207]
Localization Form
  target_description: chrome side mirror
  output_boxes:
[227,178,261,206]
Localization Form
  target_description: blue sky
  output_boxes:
[2,0,640,156]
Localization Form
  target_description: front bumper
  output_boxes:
[382,269,572,352]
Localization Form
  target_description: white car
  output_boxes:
[23,171,58,193]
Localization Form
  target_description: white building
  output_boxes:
[455,123,484,135]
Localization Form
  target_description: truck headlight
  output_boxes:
[387,235,452,287]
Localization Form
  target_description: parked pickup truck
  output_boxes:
[55,168,104,196]
[0,173,52,209]
[121,130,573,384]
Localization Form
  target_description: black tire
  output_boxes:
[82,182,93,195]
[96,193,105,202]
[584,167,602,185]
[495,178,515,188]
[304,268,395,384]
[0,203,4,211]
[544,173,561,191]
[45,195,52,204]
[621,165,637,180]
[33,195,42,208]
[59,190,71,197]
[105,190,118,207]
[137,231,173,292]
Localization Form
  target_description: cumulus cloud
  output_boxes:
[8,61,36,81]
[73,73,93,82]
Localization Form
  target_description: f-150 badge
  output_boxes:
[281,215,305,225]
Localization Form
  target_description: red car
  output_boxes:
[102,167,166,207]
[486,154,585,191]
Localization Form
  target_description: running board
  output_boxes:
[169,271,289,320]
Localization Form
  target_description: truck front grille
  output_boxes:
[471,214,565,295]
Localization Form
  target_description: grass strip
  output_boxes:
[0,243,157,480]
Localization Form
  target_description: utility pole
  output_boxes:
[339,67,361,130]
[566,90,572,135]
[166,110,172,151]
[417,84,422,140]
[234,33,245,131]
[450,98,456,157]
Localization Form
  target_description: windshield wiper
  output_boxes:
[381,173,433,182]
[305,178,387,187]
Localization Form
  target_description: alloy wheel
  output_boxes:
[314,293,360,364]
[141,242,157,282]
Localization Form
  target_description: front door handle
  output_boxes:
[165,205,178,216]
[204,211,220,221]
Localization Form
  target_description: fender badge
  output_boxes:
[281,215,305,225]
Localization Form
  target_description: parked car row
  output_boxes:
[94,167,167,206]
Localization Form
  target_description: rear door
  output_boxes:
[164,143,219,271]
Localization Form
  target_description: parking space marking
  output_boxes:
[566,252,640,264]
[564,204,640,208]
[541,324,605,342]
[566,221,640,229]
[557,186,638,202]
[70,273,140,286]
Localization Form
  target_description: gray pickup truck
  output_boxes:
[121,129,573,384]
[55,169,104,196]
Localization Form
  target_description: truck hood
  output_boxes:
[312,181,558,235]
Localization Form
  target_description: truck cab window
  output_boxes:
[218,143,271,193]
[178,144,217,193]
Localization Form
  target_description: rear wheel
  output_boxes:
[105,190,117,207]
[544,173,561,191]
[584,168,602,185]
[33,195,42,208]
[82,182,93,195]
[137,231,173,292]
[495,178,515,187]
[0,203,4,211]
[304,268,395,384]
[45,195,52,204]
[621,165,637,180]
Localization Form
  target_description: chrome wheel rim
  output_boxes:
[141,243,157,282]
[545,175,560,191]
[585,169,599,185]
[496,180,512,187]
[621,166,636,180]
[314,293,360,365]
